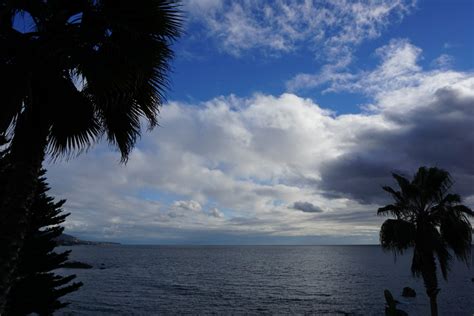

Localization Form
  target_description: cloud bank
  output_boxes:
[46,41,473,244]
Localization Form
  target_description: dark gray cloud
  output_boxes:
[290,201,323,213]
[315,210,384,225]
[319,87,474,204]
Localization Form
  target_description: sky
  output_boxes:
[46,0,474,244]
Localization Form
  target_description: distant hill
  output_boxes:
[56,233,120,246]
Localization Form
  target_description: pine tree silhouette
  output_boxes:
[1,145,82,315]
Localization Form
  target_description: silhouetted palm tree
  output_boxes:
[0,0,181,310]
[378,167,473,316]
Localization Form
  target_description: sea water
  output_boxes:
[57,245,474,315]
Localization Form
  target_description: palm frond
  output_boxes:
[99,0,182,39]
[2,0,182,161]
[420,167,452,202]
[97,95,142,162]
[35,73,100,158]
[440,210,472,264]
[453,205,474,217]
[0,31,30,134]
[0,66,24,134]
[382,186,403,202]
[411,246,423,277]
[428,226,451,280]
[380,219,416,254]
[377,204,402,217]
[441,193,461,205]
[392,173,412,195]
[72,0,182,160]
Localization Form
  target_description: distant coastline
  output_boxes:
[56,233,120,246]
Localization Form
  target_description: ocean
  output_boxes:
[57,245,473,315]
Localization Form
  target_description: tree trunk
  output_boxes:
[421,253,439,316]
[429,294,439,316]
[0,102,49,313]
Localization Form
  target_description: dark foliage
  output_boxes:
[0,145,81,315]
[0,1,181,310]
[3,168,82,315]
[378,166,473,316]
[1,0,182,160]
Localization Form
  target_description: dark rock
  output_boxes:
[384,289,408,316]
[62,261,93,269]
[471,278,474,282]
[402,287,416,297]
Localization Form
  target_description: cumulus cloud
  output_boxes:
[45,41,473,243]
[320,86,474,202]
[311,41,474,202]
[290,201,323,213]
[184,0,415,59]
[173,200,202,212]
[209,207,224,218]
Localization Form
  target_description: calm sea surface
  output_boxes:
[57,245,473,315]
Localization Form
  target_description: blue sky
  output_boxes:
[46,0,474,244]
[168,0,473,112]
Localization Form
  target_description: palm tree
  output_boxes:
[0,0,181,310]
[378,167,473,316]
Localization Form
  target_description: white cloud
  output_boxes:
[288,38,424,92]
[431,54,454,69]
[173,200,203,212]
[286,59,355,92]
[46,93,386,241]
[45,41,474,243]
[288,39,464,99]
[343,38,424,95]
[185,0,223,14]
[209,207,224,218]
[184,0,416,59]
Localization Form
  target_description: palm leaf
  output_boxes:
[441,193,461,205]
[453,205,474,217]
[428,226,451,280]
[440,210,472,264]
[421,167,452,202]
[72,0,182,160]
[411,246,423,277]
[377,204,402,217]
[380,219,416,254]
[47,77,101,159]
[392,173,412,196]
[381,186,407,207]
[97,95,142,162]
[2,0,182,160]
